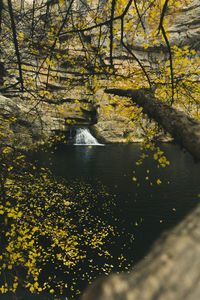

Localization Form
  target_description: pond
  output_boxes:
[35,142,200,257]
[1,142,200,300]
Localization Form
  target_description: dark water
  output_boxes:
[2,143,200,300]
[33,143,200,262]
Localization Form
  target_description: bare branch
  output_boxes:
[160,25,174,105]
[110,0,116,66]
[133,0,145,31]
[7,0,24,91]
[0,0,3,34]
[105,88,200,161]
[120,17,152,89]
[158,0,170,34]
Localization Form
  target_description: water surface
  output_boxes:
[33,143,200,262]
[3,143,200,300]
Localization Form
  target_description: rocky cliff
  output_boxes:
[0,0,199,148]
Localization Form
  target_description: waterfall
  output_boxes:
[74,128,103,145]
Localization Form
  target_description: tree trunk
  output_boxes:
[81,203,200,300]
[80,88,200,300]
[105,88,200,161]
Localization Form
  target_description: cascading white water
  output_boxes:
[74,128,103,145]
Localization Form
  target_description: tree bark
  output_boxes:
[105,88,200,161]
[81,203,200,300]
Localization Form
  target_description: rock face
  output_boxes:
[89,0,200,143]
[124,0,200,65]
[1,0,199,147]
[0,93,97,149]
[81,203,200,300]
[0,94,42,148]
[167,0,200,48]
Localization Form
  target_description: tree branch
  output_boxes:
[81,203,200,300]
[157,0,174,104]
[120,18,152,89]
[7,0,24,91]
[105,88,200,161]
[158,0,170,34]
[110,0,116,66]
[133,0,145,31]
[160,25,174,105]
[0,0,3,34]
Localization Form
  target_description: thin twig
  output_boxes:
[30,0,36,39]
[60,0,133,35]
[110,0,116,66]
[121,18,152,89]
[133,0,145,31]
[7,0,24,91]
[0,0,3,34]
[158,0,169,33]
[160,25,174,104]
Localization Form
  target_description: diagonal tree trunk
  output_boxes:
[81,203,200,300]
[105,88,200,161]
[81,88,200,300]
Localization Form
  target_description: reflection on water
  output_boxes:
[1,144,200,299]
